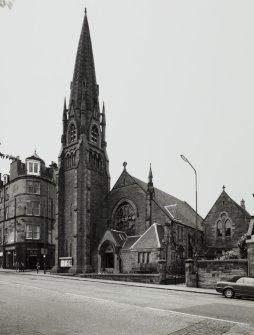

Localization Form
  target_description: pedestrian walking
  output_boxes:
[36,262,40,274]
[20,262,25,272]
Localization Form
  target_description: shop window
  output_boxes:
[27,181,40,194]
[26,201,40,216]
[26,224,40,240]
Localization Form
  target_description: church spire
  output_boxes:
[101,101,106,146]
[146,164,155,228]
[70,9,98,112]
[61,97,67,144]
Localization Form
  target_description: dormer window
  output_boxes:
[69,124,77,143]
[27,160,40,176]
[91,125,98,144]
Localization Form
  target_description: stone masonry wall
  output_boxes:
[203,191,250,256]
[197,260,248,288]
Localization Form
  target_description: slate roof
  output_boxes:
[130,223,164,250]
[132,176,203,230]
[110,230,127,247]
[26,151,45,164]
[122,236,140,250]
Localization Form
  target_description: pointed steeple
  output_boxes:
[70,9,98,112]
[147,163,154,195]
[148,163,153,185]
[146,164,155,228]
[62,97,67,120]
[61,97,67,144]
[101,101,106,145]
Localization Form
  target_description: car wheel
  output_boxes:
[224,288,235,298]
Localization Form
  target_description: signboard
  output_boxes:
[59,257,72,268]
[5,246,16,251]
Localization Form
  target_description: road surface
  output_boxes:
[0,272,253,335]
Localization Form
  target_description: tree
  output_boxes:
[219,250,238,260]
[238,233,248,259]
[0,0,14,9]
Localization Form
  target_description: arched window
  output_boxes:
[71,152,75,167]
[217,220,222,237]
[91,125,98,144]
[225,219,231,237]
[68,124,76,143]
[114,201,136,231]
[65,154,70,169]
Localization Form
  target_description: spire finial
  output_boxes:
[149,163,153,182]
[85,7,87,15]
[222,185,226,191]
[123,162,127,171]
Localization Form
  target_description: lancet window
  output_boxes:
[68,124,77,143]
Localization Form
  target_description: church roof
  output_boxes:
[202,189,251,223]
[110,230,127,247]
[131,176,203,230]
[122,236,140,250]
[130,223,164,250]
[70,10,98,111]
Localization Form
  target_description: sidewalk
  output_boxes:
[0,268,219,295]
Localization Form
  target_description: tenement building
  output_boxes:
[53,10,203,276]
[0,152,56,269]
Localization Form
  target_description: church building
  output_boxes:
[53,10,203,277]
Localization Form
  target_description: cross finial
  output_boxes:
[123,162,127,170]
[222,185,226,191]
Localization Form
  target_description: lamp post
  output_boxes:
[43,204,46,274]
[180,154,198,287]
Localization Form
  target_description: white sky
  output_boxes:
[1,0,254,218]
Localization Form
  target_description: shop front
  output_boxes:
[5,245,16,269]
[2,243,55,270]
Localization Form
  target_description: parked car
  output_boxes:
[216,276,254,299]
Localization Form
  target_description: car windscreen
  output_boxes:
[228,276,242,282]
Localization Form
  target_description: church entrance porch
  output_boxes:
[98,241,120,274]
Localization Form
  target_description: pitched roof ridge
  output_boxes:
[154,224,161,248]
[110,229,126,234]
[130,223,157,249]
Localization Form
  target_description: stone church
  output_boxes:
[53,10,203,276]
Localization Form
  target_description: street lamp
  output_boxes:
[180,154,198,287]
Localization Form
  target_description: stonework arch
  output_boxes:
[67,121,78,144]
[111,198,138,232]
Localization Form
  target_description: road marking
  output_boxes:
[145,307,250,326]
[65,292,116,304]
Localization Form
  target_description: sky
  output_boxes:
[1,0,254,218]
